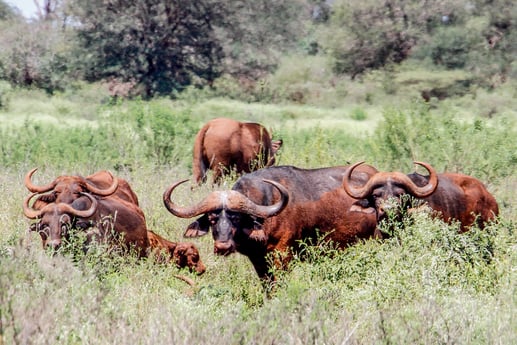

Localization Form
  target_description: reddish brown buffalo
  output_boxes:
[163,164,378,281]
[147,230,206,274]
[23,190,148,253]
[25,168,139,207]
[23,170,205,273]
[343,161,499,232]
[192,118,282,184]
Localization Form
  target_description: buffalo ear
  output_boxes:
[271,139,283,153]
[172,245,187,268]
[350,200,376,214]
[183,217,210,238]
[32,193,56,210]
[38,192,57,203]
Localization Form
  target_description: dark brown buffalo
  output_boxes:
[192,117,282,184]
[163,165,378,281]
[25,168,139,207]
[342,161,499,232]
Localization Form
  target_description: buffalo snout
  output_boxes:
[44,239,62,252]
[213,240,235,256]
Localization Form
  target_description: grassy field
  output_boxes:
[0,84,516,344]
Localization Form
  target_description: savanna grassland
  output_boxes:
[0,78,516,344]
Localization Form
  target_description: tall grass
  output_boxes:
[0,93,516,344]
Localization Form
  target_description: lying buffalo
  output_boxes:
[23,169,205,274]
[163,164,378,281]
[342,161,499,232]
[25,168,139,207]
[192,117,282,184]
[146,230,206,274]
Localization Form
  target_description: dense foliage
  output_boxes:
[0,0,514,99]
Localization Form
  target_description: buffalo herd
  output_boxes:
[22,117,499,283]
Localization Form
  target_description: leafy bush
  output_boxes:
[425,26,479,69]
[350,107,367,121]
[368,105,517,181]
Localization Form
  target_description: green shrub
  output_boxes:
[350,107,367,121]
[424,26,479,69]
[368,106,517,182]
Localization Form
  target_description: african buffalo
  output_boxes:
[342,161,499,232]
[25,168,139,207]
[23,170,205,273]
[192,118,282,184]
[147,230,206,274]
[163,164,378,281]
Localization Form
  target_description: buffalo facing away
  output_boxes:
[192,117,282,184]
[342,161,499,233]
[23,169,206,274]
[163,164,378,281]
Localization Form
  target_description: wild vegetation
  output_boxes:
[0,85,515,344]
[0,0,516,344]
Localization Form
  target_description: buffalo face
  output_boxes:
[173,242,207,274]
[343,161,438,224]
[163,179,289,256]
[206,209,261,255]
[24,192,97,251]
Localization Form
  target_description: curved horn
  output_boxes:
[24,168,58,193]
[407,161,438,197]
[163,180,236,218]
[23,192,98,219]
[163,179,289,219]
[343,161,439,199]
[163,180,206,218]
[225,179,289,218]
[342,161,373,199]
[23,193,44,219]
[85,171,119,196]
[58,192,98,218]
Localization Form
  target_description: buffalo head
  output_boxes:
[23,192,98,251]
[163,179,289,255]
[24,168,119,208]
[172,242,206,274]
[343,161,438,223]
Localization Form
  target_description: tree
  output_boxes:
[0,0,77,92]
[321,0,468,78]
[70,0,225,98]
[215,0,309,79]
[0,0,20,20]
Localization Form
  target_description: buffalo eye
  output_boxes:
[391,187,407,199]
[226,211,241,224]
[372,189,384,199]
[189,252,200,263]
[208,212,220,225]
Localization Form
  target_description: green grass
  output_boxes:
[0,86,516,344]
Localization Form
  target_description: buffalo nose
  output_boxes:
[196,262,206,275]
[45,240,62,252]
[214,241,234,256]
